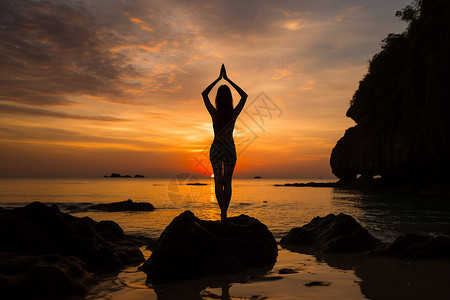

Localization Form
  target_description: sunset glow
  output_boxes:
[0,0,412,178]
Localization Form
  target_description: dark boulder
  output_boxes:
[444,227,450,236]
[376,233,450,259]
[0,252,95,300]
[305,281,331,287]
[0,202,145,299]
[139,211,278,284]
[280,213,382,252]
[278,268,298,274]
[88,199,155,212]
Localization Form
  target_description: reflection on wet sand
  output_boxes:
[284,245,450,300]
[88,248,367,299]
[151,265,274,300]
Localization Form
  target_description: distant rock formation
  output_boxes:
[330,0,450,189]
[0,202,146,299]
[88,199,155,212]
[274,182,337,187]
[280,213,383,252]
[105,173,145,178]
[139,211,278,284]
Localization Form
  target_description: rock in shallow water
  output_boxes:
[280,213,382,252]
[139,211,278,284]
[88,199,155,211]
[376,233,450,259]
[278,268,298,274]
[305,281,331,287]
[0,202,146,299]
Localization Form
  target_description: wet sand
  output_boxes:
[88,247,450,300]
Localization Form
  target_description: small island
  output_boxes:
[104,173,145,178]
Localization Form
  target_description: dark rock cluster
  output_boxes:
[139,211,278,284]
[375,232,450,259]
[280,213,383,252]
[330,0,450,190]
[281,212,450,260]
[0,202,146,299]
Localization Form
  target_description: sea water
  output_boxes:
[1,178,450,299]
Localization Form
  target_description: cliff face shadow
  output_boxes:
[283,245,450,300]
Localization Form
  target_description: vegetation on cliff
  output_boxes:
[331,0,450,187]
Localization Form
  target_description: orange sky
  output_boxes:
[0,0,412,178]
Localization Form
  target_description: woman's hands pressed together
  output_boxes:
[220,64,228,81]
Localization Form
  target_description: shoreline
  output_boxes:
[274,179,450,196]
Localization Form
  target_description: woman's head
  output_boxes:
[215,85,233,114]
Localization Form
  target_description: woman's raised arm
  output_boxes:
[202,68,222,116]
[222,65,248,116]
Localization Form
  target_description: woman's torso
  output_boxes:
[212,114,236,145]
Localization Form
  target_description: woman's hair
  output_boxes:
[215,85,234,127]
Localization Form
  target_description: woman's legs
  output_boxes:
[222,161,236,220]
[212,160,226,219]
[210,143,236,222]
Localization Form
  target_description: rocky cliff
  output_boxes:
[331,0,450,187]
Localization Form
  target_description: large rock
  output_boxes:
[88,199,155,211]
[139,211,278,284]
[280,213,382,252]
[0,202,146,299]
[444,227,450,236]
[330,0,450,188]
[376,233,450,259]
[0,253,96,299]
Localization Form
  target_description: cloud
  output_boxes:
[0,0,414,178]
[0,0,411,108]
[0,0,133,105]
[0,0,192,107]
[0,103,127,121]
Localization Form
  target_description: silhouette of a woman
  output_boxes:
[202,64,247,223]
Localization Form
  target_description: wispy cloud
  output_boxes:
[0,103,127,122]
